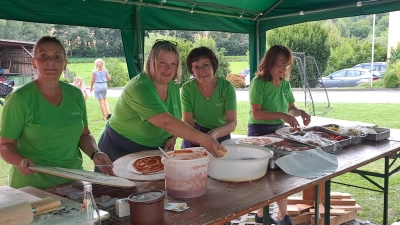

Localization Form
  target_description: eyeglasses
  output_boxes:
[155,39,178,46]
[274,63,291,70]
[192,63,211,72]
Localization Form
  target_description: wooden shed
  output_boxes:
[0,39,35,85]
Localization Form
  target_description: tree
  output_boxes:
[267,22,330,88]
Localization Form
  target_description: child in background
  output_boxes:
[73,76,89,101]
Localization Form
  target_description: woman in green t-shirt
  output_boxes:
[248,45,311,225]
[181,47,237,148]
[97,41,226,162]
[0,36,114,190]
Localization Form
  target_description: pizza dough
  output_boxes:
[127,155,164,175]
[234,137,282,146]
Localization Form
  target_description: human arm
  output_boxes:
[207,110,237,140]
[106,72,111,81]
[250,103,300,128]
[78,126,115,175]
[90,72,95,93]
[148,112,226,157]
[83,88,88,100]
[288,103,311,126]
[0,137,35,175]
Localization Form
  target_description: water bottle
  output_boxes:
[80,184,101,225]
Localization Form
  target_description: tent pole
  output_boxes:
[135,5,143,71]
[256,20,260,65]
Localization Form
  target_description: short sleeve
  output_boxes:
[181,83,193,113]
[0,92,27,139]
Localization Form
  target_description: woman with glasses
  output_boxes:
[97,41,226,163]
[249,45,311,225]
[181,46,237,148]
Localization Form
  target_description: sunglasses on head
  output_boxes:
[155,39,178,46]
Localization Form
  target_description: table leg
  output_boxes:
[383,156,389,225]
[314,184,320,225]
[324,179,331,225]
[263,205,270,225]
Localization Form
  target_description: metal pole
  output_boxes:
[371,14,376,87]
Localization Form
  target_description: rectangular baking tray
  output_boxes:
[303,126,351,148]
[321,124,367,145]
[365,128,390,141]
[267,141,315,156]
[282,131,340,154]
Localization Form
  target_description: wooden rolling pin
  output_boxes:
[0,197,63,225]
[31,197,63,216]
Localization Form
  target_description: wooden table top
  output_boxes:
[45,133,400,225]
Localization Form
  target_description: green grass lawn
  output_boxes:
[1,93,400,223]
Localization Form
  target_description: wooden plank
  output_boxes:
[287,204,300,215]
[330,204,362,211]
[291,212,311,225]
[309,209,346,216]
[326,198,356,206]
[296,204,313,213]
[302,183,325,200]
[287,197,314,205]
[29,166,136,188]
[311,210,357,225]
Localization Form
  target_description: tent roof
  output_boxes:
[1,0,399,33]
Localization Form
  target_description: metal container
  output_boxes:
[208,144,273,182]
[282,131,342,154]
[303,126,351,148]
[128,190,165,225]
[268,154,280,170]
[321,124,367,145]
[365,128,390,141]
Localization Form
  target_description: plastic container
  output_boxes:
[208,144,273,182]
[161,149,209,198]
[128,190,165,225]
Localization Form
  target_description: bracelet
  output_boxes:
[90,151,100,160]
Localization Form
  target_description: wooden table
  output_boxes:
[44,133,400,225]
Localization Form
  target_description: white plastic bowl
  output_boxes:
[208,144,273,182]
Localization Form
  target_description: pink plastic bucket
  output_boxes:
[161,149,209,198]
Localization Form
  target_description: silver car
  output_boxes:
[318,68,382,88]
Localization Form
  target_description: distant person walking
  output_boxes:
[90,58,112,120]
[73,76,88,101]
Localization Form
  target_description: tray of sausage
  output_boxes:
[282,127,348,154]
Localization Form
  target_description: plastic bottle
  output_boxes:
[80,184,101,225]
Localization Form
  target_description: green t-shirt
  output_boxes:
[109,72,181,147]
[0,81,87,190]
[181,77,236,129]
[248,77,295,125]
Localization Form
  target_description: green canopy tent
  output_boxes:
[1,0,400,78]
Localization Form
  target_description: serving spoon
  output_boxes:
[158,147,171,159]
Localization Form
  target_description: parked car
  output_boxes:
[239,68,250,87]
[352,62,387,75]
[318,68,382,88]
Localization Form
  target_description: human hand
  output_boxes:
[202,135,226,158]
[90,88,93,94]
[206,130,219,140]
[164,137,176,150]
[18,159,36,175]
[300,110,311,126]
[282,113,300,128]
[93,152,115,176]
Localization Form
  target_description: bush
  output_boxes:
[384,60,400,88]
[226,74,245,88]
[105,58,130,87]
[389,43,400,64]
[357,79,384,88]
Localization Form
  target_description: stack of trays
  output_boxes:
[365,128,391,141]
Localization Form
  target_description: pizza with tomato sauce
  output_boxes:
[235,137,282,146]
[127,155,164,175]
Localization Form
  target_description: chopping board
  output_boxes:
[113,150,165,181]
[29,166,136,188]
[0,186,109,225]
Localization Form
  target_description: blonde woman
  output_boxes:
[90,58,111,120]
[73,76,88,100]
